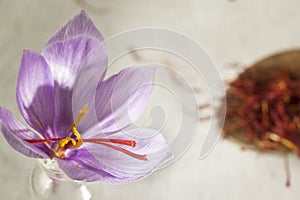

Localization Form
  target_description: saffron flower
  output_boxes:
[0,11,173,183]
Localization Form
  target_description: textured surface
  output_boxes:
[1,0,300,199]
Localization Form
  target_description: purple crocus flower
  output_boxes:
[0,11,172,183]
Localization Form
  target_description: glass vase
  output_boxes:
[30,159,93,200]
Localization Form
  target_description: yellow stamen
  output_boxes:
[59,137,76,148]
[75,106,88,126]
[58,127,83,149]
[67,106,88,133]
[71,127,83,149]
[57,107,87,154]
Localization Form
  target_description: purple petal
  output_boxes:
[0,108,50,158]
[16,50,55,138]
[80,66,155,136]
[43,38,107,136]
[71,63,106,133]
[83,128,173,183]
[51,86,74,137]
[57,159,112,182]
[42,10,107,88]
[42,37,107,88]
[41,11,107,135]
[46,10,104,46]
[57,148,116,182]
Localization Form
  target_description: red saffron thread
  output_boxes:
[25,137,146,160]
[284,154,291,187]
[83,138,136,147]
[25,138,62,143]
[91,141,148,161]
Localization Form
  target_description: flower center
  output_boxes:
[59,127,83,149]
[25,107,148,161]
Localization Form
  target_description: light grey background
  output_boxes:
[1,0,300,199]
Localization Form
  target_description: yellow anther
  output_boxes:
[67,106,89,132]
[58,107,86,151]
[71,127,83,149]
[58,127,83,149]
[67,106,89,133]
[59,137,76,148]
[75,106,88,126]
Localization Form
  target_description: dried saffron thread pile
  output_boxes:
[223,66,300,155]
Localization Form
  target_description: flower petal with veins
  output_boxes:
[17,50,55,138]
[0,108,50,158]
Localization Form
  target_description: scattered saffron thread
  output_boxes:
[284,154,291,187]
